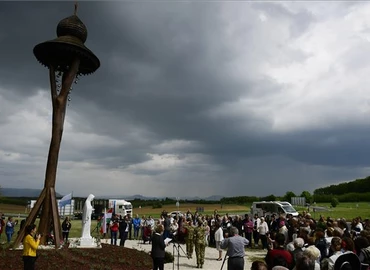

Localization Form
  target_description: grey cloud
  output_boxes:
[1,2,370,197]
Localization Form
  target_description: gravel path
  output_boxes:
[106,239,267,270]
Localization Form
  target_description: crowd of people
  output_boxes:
[101,209,370,270]
[0,213,18,243]
[1,208,370,270]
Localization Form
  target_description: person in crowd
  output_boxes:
[291,237,305,267]
[127,214,133,240]
[360,248,370,266]
[119,215,130,247]
[295,255,315,270]
[288,218,300,243]
[163,213,171,239]
[170,218,178,239]
[233,215,243,238]
[132,214,141,240]
[140,215,147,239]
[110,214,119,245]
[267,231,276,250]
[6,216,15,243]
[151,224,167,270]
[23,224,41,270]
[315,228,328,261]
[244,215,254,248]
[215,221,224,261]
[61,216,72,243]
[204,220,210,246]
[354,235,369,256]
[303,245,321,270]
[341,237,355,253]
[0,213,5,241]
[265,233,293,270]
[279,219,289,245]
[147,216,155,228]
[259,217,269,250]
[143,224,152,244]
[220,226,249,270]
[253,214,261,248]
[183,218,195,259]
[251,260,268,270]
[193,218,206,269]
[209,218,216,247]
[269,214,279,233]
[326,237,343,270]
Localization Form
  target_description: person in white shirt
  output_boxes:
[170,219,178,238]
[258,217,269,250]
[253,214,261,248]
[327,237,344,270]
[214,222,224,261]
[147,216,155,228]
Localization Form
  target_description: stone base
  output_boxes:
[79,237,97,247]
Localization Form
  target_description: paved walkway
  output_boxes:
[102,239,267,270]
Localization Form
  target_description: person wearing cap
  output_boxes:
[194,219,206,268]
[221,226,249,270]
[183,218,195,258]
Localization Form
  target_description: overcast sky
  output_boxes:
[1,1,370,198]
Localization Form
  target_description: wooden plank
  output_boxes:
[50,187,61,248]
[13,188,46,248]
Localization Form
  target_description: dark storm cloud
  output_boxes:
[1,1,370,197]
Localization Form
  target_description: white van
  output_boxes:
[251,201,299,217]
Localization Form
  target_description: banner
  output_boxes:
[101,208,113,234]
[59,193,72,207]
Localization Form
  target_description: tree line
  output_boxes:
[313,176,370,195]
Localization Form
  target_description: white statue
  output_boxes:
[81,194,95,239]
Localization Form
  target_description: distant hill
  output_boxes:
[1,188,223,201]
[1,188,62,198]
[95,194,224,201]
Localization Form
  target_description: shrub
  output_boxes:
[331,197,339,208]
[152,202,163,209]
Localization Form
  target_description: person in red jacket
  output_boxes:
[110,215,119,245]
[265,233,293,269]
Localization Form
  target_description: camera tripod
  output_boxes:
[220,252,228,270]
[171,238,188,270]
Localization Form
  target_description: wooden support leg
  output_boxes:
[13,188,47,248]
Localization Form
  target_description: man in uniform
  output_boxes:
[194,219,206,268]
[183,218,195,259]
[221,226,249,270]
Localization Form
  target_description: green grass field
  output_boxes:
[300,202,370,220]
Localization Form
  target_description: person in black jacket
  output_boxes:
[151,224,167,270]
[119,215,129,247]
[62,217,72,242]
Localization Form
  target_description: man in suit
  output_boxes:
[119,215,129,247]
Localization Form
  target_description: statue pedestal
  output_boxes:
[79,237,96,247]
